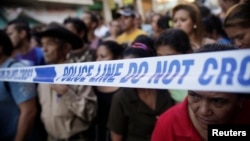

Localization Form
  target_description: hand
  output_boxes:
[50,84,69,95]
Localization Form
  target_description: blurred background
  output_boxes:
[0,0,221,29]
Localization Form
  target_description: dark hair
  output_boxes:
[173,3,203,43]
[123,43,155,58]
[199,5,211,18]
[224,2,250,28]
[63,17,89,43]
[7,19,31,40]
[203,14,229,39]
[0,29,14,56]
[98,41,124,59]
[155,29,192,54]
[132,35,156,55]
[196,43,238,53]
[157,15,171,30]
[84,11,99,26]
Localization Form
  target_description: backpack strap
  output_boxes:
[4,60,19,94]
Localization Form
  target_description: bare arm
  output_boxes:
[15,98,37,141]
[111,131,123,141]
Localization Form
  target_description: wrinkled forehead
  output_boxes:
[188,90,238,99]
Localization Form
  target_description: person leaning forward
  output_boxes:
[37,23,97,141]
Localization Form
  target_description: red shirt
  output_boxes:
[151,98,250,141]
[151,98,202,141]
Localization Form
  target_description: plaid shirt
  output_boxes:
[67,45,93,63]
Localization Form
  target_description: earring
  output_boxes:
[193,25,197,29]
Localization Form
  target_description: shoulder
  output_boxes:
[33,47,43,53]
[134,29,147,35]
[158,99,187,125]
[203,37,216,45]
[6,58,27,68]
[112,88,135,101]
[116,33,126,43]
[117,33,126,39]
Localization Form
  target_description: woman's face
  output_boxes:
[96,45,114,61]
[225,26,250,49]
[110,21,121,36]
[188,91,240,130]
[173,9,194,35]
[151,15,161,32]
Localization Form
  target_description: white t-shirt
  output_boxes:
[94,25,109,39]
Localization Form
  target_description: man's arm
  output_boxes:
[15,98,37,141]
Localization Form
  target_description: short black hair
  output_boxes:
[196,43,238,53]
[63,17,89,43]
[157,15,171,30]
[132,35,156,55]
[0,29,14,56]
[155,29,192,54]
[7,19,31,40]
[202,14,229,39]
[123,37,156,59]
[98,41,124,59]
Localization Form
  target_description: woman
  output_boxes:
[224,2,250,48]
[103,20,122,42]
[95,41,124,141]
[155,29,192,56]
[202,14,231,45]
[155,29,192,103]
[108,42,175,141]
[151,44,250,141]
[172,3,215,51]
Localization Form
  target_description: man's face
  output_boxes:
[188,91,240,130]
[41,37,66,64]
[120,15,134,31]
[6,24,22,48]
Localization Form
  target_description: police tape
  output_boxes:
[0,49,249,93]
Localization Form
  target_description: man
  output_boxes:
[38,23,97,141]
[6,19,47,141]
[116,6,147,47]
[6,19,45,66]
[63,17,93,62]
[0,29,37,141]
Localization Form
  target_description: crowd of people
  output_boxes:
[0,0,250,141]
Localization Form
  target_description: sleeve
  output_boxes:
[151,111,175,141]
[61,85,97,122]
[9,82,37,104]
[107,91,128,134]
[9,63,36,104]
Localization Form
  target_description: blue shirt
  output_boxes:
[15,47,45,66]
[0,58,36,141]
